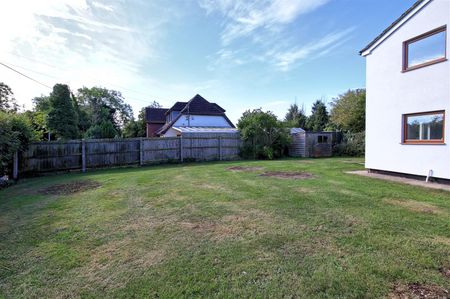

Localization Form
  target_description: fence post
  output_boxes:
[179,136,184,163]
[218,136,222,161]
[13,151,19,180]
[81,139,86,173]
[139,137,144,166]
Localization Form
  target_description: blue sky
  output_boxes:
[0,0,417,123]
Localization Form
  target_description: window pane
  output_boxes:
[407,30,446,67]
[406,113,444,141]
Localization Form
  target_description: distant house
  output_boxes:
[145,94,236,137]
[360,0,449,180]
[145,107,168,137]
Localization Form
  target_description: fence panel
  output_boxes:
[19,135,241,175]
[20,141,82,173]
[85,139,140,168]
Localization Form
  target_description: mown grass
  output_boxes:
[0,157,449,298]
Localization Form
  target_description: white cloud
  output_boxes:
[270,27,355,71]
[0,0,174,114]
[199,0,330,45]
[91,1,114,12]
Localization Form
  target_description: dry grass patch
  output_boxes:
[227,166,264,172]
[440,266,450,279]
[79,237,166,290]
[389,283,449,299]
[260,171,314,180]
[384,199,445,215]
[37,180,101,196]
[178,209,280,241]
[433,236,450,247]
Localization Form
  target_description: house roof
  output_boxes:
[172,127,239,134]
[165,102,188,115]
[145,107,168,123]
[156,94,235,135]
[359,0,427,55]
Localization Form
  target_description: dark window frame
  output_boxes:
[317,135,329,144]
[402,110,445,144]
[402,25,447,72]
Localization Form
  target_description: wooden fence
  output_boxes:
[15,135,241,177]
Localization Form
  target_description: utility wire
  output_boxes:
[0,61,52,89]
[2,60,155,105]
[8,52,171,102]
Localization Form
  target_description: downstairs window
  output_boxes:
[403,111,445,144]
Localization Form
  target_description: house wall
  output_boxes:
[172,115,232,127]
[146,123,164,138]
[163,128,180,137]
[365,0,450,179]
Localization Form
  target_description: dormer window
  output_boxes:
[403,26,447,72]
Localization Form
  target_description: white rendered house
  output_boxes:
[360,0,449,180]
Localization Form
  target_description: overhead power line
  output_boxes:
[8,52,172,103]
[0,61,52,89]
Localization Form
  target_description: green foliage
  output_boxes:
[0,111,38,175]
[122,108,147,138]
[334,132,365,157]
[330,89,366,133]
[47,84,80,140]
[284,103,307,129]
[306,100,329,132]
[0,82,19,112]
[237,109,290,159]
[76,87,133,137]
[85,121,118,139]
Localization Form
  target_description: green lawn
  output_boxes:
[0,158,449,298]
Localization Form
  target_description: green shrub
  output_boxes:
[334,132,365,157]
[238,109,290,160]
[0,111,38,176]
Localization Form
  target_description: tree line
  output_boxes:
[0,82,157,176]
[238,89,366,159]
[1,80,365,175]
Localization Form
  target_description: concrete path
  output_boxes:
[347,170,450,192]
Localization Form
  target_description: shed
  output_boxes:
[289,128,334,158]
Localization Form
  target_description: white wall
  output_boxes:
[173,114,232,128]
[163,128,180,137]
[365,0,450,179]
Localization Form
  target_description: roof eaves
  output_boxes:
[359,0,429,56]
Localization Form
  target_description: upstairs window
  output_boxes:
[403,26,447,71]
[403,111,445,144]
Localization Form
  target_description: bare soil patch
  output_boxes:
[384,199,444,215]
[38,180,101,195]
[389,283,449,299]
[227,166,264,172]
[260,171,314,180]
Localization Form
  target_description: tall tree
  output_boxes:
[76,87,133,135]
[47,84,79,140]
[330,89,366,133]
[284,103,307,129]
[307,100,329,132]
[0,82,19,112]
